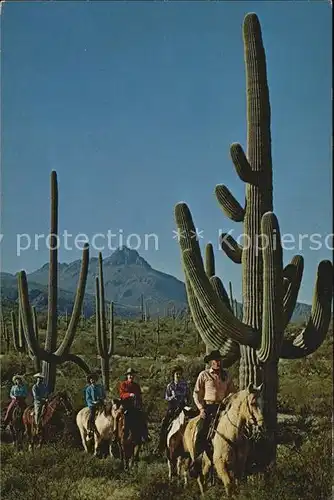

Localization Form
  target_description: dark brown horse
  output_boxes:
[23,391,73,451]
[113,400,142,470]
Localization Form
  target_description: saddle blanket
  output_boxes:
[167,406,191,448]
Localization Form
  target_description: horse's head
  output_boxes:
[54,391,73,416]
[102,400,115,418]
[243,383,265,438]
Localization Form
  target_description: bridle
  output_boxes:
[212,393,265,443]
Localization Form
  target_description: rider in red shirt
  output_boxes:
[118,367,149,442]
[119,368,142,407]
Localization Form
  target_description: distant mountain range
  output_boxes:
[0,247,311,323]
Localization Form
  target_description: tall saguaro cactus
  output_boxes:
[95,253,114,391]
[174,13,333,470]
[18,171,91,392]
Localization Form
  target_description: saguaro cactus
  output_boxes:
[174,13,333,471]
[95,253,114,391]
[18,171,91,392]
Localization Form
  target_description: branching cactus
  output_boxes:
[95,253,114,391]
[18,171,91,392]
[174,13,333,471]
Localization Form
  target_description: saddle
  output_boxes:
[29,403,47,420]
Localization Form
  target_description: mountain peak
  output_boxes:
[105,246,150,267]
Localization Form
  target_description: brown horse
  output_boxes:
[168,384,265,497]
[113,399,142,470]
[9,402,26,452]
[23,391,73,451]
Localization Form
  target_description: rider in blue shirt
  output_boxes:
[2,375,28,429]
[84,373,106,437]
[32,373,49,428]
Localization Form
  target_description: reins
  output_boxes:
[210,394,262,445]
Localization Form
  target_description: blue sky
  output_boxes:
[1,1,332,304]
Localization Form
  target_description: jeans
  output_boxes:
[88,405,97,432]
[3,398,26,426]
[194,403,220,458]
[34,401,44,426]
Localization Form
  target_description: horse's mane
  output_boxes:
[222,391,239,412]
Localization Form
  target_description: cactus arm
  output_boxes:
[45,170,58,355]
[256,212,283,363]
[282,256,304,329]
[230,143,259,185]
[205,243,215,277]
[220,233,242,264]
[210,276,232,312]
[55,244,89,356]
[280,260,333,359]
[184,249,259,347]
[19,269,91,371]
[215,185,245,222]
[95,276,104,356]
[107,302,114,357]
[185,276,240,363]
[98,252,108,355]
[175,202,259,347]
[11,311,25,353]
[18,271,53,362]
[32,306,39,344]
[62,353,91,373]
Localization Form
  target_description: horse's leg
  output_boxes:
[26,423,33,452]
[196,472,206,498]
[94,435,101,457]
[176,456,183,486]
[182,456,191,488]
[214,457,236,498]
[168,455,178,483]
[202,454,212,489]
[79,428,89,453]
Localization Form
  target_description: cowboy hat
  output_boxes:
[125,367,137,375]
[86,373,98,383]
[33,372,44,378]
[12,374,24,383]
[204,350,223,364]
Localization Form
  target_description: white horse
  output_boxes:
[76,401,117,457]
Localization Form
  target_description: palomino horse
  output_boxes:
[113,399,143,470]
[23,391,73,451]
[169,384,265,497]
[76,401,115,457]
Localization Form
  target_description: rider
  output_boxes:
[2,374,28,430]
[32,373,49,429]
[84,372,106,437]
[191,350,236,469]
[156,365,191,453]
[119,367,149,443]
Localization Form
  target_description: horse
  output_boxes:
[8,402,26,452]
[112,398,143,470]
[23,391,73,451]
[165,406,197,483]
[168,384,265,497]
[76,400,116,458]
